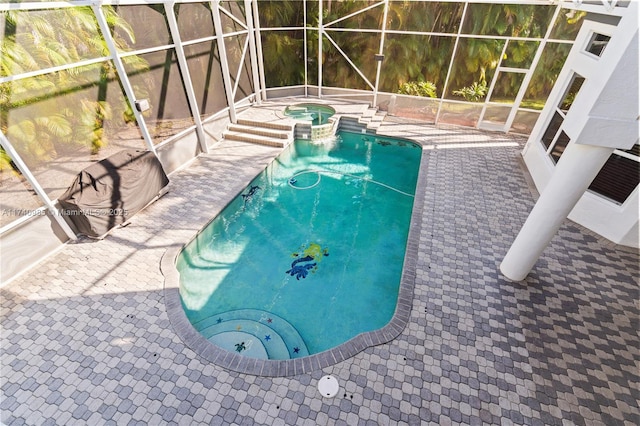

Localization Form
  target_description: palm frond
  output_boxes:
[7,120,37,144]
[34,115,73,139]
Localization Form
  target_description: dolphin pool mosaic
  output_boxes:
[286,242,329,280]
[177,131,422,359]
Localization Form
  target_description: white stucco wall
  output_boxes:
[522,4,639,248]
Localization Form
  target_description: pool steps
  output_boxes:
[192,308,309,360]
[223,106,386,147]
[237,118,293,131]
[358,108,386,130]
[204,320,289,360]
[223,119,295,147]
[228,123,291,139]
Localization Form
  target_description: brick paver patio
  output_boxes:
[2,102,638,425]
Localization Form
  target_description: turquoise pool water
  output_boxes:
[283,103,336,125]
[177,131,421,359]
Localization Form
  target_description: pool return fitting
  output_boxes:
[288,169,414,198]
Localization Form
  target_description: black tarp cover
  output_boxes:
[59,149,169,238]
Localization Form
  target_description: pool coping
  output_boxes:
[161,131,429,377]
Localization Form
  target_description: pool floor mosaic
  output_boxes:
[1,101,638,425]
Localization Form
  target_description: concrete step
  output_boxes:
[358,108,379,124]
[223,118,295,147]
[361,108,376,118]
[237,118,294,132]
[370,112,386,122]
[223,131,290,148]
[366,121,382,130]
[227,123,291,139]
[358,109,386,131]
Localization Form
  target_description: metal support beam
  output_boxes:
[245,0,263,103]
[502,4,563,133]
[436,2,468,125]
[0,131,77,240]
[318,0,323,98]
[165,2,209,154]
[372,0,389,108]
[212,0,238,123]
[304,0,308,97]
[92,4,158,156]
[476,41,510,128]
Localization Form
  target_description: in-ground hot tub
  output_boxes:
[283,103,336,125]
[284,103,337,140]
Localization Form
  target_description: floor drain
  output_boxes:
[317,375,339,398]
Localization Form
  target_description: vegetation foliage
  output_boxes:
[1,6,146,171]
[1,1,586,175]
[452,81,488,102]
[397,81,437,98]
[259,0,584,106]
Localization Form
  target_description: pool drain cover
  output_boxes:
[318,375,339,398]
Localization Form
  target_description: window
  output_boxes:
[550,131,570,163]
[539,73,585,163]
[586,33,611,57]
[559,75,585,112]
[541,112,563,149]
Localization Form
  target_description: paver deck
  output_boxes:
[2,101,638,425]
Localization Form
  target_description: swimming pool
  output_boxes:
[176,131,422,361]
[283,103,336,125]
